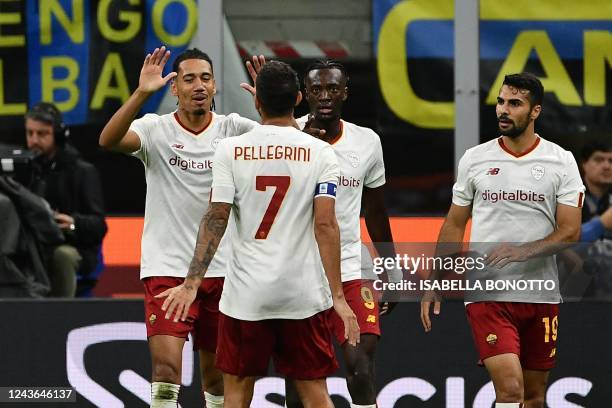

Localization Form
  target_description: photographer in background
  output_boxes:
[25,102,107,297]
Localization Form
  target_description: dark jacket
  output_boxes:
[0,177,64,297]
[29,144,107,276]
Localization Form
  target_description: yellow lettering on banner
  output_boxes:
[481,0,612,20]
[377,0,454,129]
[40,0,84,45]
[0,60,26,115]
[91,53,130,108]
[41,57,79,111]
[0,11,25,47]
[486,31,582,106]
[152,0,197,47]
[584,31,612,107]
[98,0,142,43]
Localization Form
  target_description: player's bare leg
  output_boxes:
[284,380,302,408]
[342,334,378,406]
[149,335,185,407]
[293,378,333,408]
[199,349,224,407]
[522,369,549,408]
[483,353,524,404]
[222,373,255,408]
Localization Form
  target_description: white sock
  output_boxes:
[495,404,522,407]
[351,404,377,408]
[151,382,180,408]
[204,391,224,408]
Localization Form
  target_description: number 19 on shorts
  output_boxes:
[542,315,558,343]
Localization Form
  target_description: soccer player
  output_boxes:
[421,73,584,408]
[158,60,359,408]
[283,60,398,408]
[99,46,258,408]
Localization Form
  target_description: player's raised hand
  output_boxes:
[302,114,326,139]
[240,54,266,96]
[334,298,360,346]
[138,46,177,94]
[420,290,441,332]
[156,282,197,323]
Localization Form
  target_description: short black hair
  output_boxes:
[172,48,215,110]
[256,61,300,117]
[172,48,213,74]
[304,60,349,86]
[581,139,612,162]
[502,72,544,107]
[25,102,68,145]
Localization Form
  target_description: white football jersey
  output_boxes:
[296,116,386,281]
[211,124,340,320]
[453,136,585,303]
[130,112,257,280]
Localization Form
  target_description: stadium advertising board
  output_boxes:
[0,0,199,128]
[373,0,612,143]
[1,300,608,407]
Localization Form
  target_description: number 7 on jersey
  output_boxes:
[255,176,291,239]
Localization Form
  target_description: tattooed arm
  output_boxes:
[187,202,232,282]
[156,202,232,322]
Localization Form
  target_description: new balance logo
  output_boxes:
[171,143,184,149]
[486,168,500,175]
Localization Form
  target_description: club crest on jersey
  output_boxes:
[211,136,222,150]
[531,165,545,181]
[346,151,360,168]
[486,333,498,345]
[149,314,157,326]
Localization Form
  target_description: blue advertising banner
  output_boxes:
[373,0,612,142]
[0,0,198,127]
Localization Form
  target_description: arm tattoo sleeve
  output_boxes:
[187,202,231,281]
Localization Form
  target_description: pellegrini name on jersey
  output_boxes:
[234,145,311,162]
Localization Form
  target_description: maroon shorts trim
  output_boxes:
[466,302,559,370]
[143,276,224,352]
[216,311,338,380]
[329,279,381,344]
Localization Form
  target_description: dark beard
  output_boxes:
[499,123,527,138]
[498,116,529,138]
[193,108,206,115]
